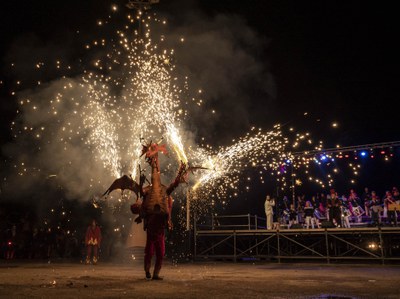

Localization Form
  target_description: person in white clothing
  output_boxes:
[303,201,316,229]
[264,195,275,229]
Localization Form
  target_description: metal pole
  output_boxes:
[325,228,330,264]
[378,227,385,265]
[291,164,295,207]
[248,214,251,230]
[277,230,281,263]
[233,231,237,263]
[186,188,190,231]
[193,209,197,261]
[255,215,258,230]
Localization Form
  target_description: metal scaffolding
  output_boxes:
[193,215,400,264]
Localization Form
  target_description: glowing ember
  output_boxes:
[7,5,362,215]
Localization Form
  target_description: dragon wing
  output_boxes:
[103,175,135,196]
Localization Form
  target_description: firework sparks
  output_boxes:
[7,6,355,212]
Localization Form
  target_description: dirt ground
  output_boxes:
[1,260,400,299]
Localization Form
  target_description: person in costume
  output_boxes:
[85,219,102,265]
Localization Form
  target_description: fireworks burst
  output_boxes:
[4,4,382,261]
[6,5,358,214]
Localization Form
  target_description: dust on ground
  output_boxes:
[0,260,399,298]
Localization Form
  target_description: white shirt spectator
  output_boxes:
[264,195,275,229]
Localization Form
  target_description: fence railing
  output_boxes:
[196,214,266,231]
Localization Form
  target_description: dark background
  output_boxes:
[1,0,399,212]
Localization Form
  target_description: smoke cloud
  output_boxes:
[157,9,276,144]
[1,2,275,208]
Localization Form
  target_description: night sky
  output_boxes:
[1,0,399,212]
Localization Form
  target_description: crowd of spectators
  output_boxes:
[3,186,400,260]
[0,213,84,261]
[275,186,400,228]
[0,205,125,261]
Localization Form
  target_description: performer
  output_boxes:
[340,196,351,228]
[304,201,316,229]
[327,189,341,227]
[288,204,298,229]
[318,193,328,214]
[310,196,320,210]
[264,195,275,230]
[348,189,364,222]
[369,195,383,227]
[383,191,397,226]
[135,140,206,280]
[85,219,102,265]
[278,196,290,225]
[315,202,327,222]
[144,195,173,280]
[135,141,188,280]
[296,195,305,224]
[362,187,371,217]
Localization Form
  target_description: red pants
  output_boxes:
[86,245,98,260]
[144,230,165,275]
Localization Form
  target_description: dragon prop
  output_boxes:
[131,139,208,228]
[102,166,148,200]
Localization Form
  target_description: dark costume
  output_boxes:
[304,206,314,218]
[328,191,341,227]
[289,209,297,221]
[369,199,383,226]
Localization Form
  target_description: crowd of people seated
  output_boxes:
[277,186,400,228]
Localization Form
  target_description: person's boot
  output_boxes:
[152,272,163,280]
[85,256,91,265]
[93,256,98,265]
[145,271,151,280]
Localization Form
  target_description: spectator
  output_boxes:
[383,191,397,226]
[264,195,275,230]
[327,189,341,227]
[340,196,351,228]
[310,195,319,209]
[369,195,383,227]
[4,224,17,260]
[304,201,316,229]
[348,189,364,223]
[362,187,371,217]
[85,219,102,265]
[296,195,305,224]
[288,204,298,229]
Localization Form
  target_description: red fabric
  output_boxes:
[144,214,166,275]
[87,244,98,258]
[85,225,102,246]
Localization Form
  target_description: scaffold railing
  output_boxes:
[193,214,400,264]
[198,214,266,231]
